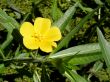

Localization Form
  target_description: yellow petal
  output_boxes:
[20,22,34,37]
[45,26,62,41]
[34,17,51,35]
[23,37,39,49]
[40,41,53,52]
[52,42,57,48]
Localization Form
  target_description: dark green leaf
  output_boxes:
[41,65,50,82]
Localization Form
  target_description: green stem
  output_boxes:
[0,48,6,59]
[0,57,50,63]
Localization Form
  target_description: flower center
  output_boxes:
[32,33,46,41]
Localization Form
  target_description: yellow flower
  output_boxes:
[20,17,62,52]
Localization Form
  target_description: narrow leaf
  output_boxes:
[65,69,88,82]
[53,2,79,31]
[0,64,5,74]
[0,9,20,50]
[91,61,103,72]
[95,0,104,5]
[51,0,63,21]
[67,52,102,65]
[49,43,101,59]
[88,61,103,80]
[33,70,41,82]
[97,27,110,68]
[49,43,102,65]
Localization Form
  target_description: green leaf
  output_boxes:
[65,68,88,82]
[0,47,5,59]
[49,43,102,65]
[53,59,87,82]
[0,8,20,50]
[67,52,102,65]
[33,70,41,82]
[64,71,76,82]
[95,0,104,5]
[78,3,93,12]
[0,64,5,74]
[53,2,79,31]
[97,27,110,68]
[91,61,103,73]
[88,61,103,80]
[53,62,86,82]
[52,59,65,73]
[51,8,98,54]
[15,53,29,59]
[0,9,19,31]
[51,0,63,21]
[49,43,101,59]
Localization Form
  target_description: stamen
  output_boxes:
[32,33,46,41]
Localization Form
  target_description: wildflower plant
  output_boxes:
[0,0,110,82]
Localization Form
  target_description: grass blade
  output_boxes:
[65,69,88,82]
[53,2,79,31]
[97,27,110,68]
[88,61,103,80]
[51,0,63,21]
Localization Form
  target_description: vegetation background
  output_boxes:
[0,0,110,82]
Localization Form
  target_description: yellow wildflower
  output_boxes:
[20,17,62,52]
